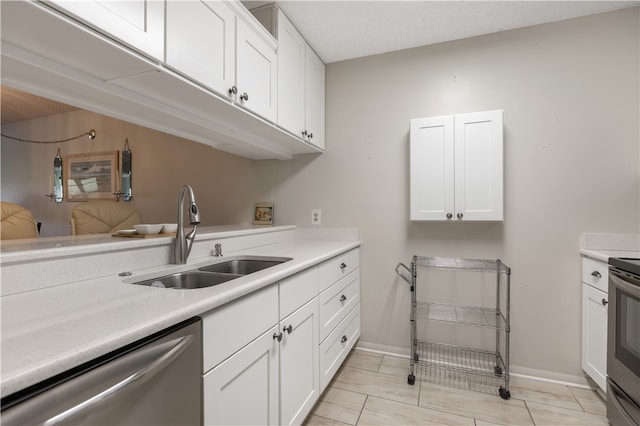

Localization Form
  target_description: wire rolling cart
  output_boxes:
[396,256,511,399]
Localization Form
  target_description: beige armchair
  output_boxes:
[70,201,142,235]
[1,202,39,240]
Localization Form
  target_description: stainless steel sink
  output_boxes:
[198,256,292,275]
[133,271,242,289]
[132,256,292,289]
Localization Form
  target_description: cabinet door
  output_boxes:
[280,298,320,426]
[204,325,280,425]
[582,283,608,391]
[47,1,164,60]
[236,18,277,122]
[166,1,235,97]
[454,110,503,221]
[410,115,455,221]
[305,45,326,149]
[276,9,306,137]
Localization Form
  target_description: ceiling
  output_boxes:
[273,0,638,63]
[2,0,638,125]
[1,86,79,125]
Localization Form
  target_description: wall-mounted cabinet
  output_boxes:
[250,4,326,149]
[1,0,321,160]
[46,0,165,61]
[410,110,504,221]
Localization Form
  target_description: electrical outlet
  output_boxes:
[311,209,321,225]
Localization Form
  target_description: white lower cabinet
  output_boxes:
[204,324,280,425]
[202,248,360,425]
[581,257,608,392]
[279,298,319,425]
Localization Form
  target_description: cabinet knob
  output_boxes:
[308,133,313,139]
[457,213,464,219]
[283,325,293,334]
[446,213,453,219]
[240,92,249,101]
[302,130,308,137]
[340,294,347,302]
[340,262,347,270]
[228,86,237,95]
[341,335,348,343]
[602,298,608,306]
[273,332,283,342]
[591,271,602,278]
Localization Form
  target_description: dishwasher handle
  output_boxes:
[44,334,194,426]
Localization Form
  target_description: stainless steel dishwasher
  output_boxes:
[1,317,202,425]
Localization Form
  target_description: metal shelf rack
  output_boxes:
[396,256,511,399]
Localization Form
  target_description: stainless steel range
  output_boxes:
[608,257,640,426]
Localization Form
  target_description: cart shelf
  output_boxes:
[416,302,508,330]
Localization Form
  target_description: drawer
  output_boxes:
[582,257,609,293]
[202,284,278,373]
[279,266,319,320]
[319,269,360,342]
[319,303,361,393]
[319,248,360,292]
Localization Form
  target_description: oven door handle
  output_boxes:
[608,379,640,426]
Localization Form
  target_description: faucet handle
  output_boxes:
[214,243,223,257]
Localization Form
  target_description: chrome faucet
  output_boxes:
[174,184,200,264]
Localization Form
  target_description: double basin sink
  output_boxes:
[133,256,292,289]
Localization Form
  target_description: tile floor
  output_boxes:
[305,350,607,426]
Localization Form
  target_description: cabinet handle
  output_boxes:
[308,133,313,139]
[340,262,347,270]
[340,294,347,302]
[602,298,608,306]
[341,335,347,343]
[591,271,602,278]
[302,130,308,137]
[240,92,249,101]
[457,213,464,219]
[273,332,283,342]
[228,86,237,95]
[446,213,453,219]
[283,325,293,334]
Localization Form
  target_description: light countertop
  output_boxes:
[580,233,640,262]
[1,227,359,397]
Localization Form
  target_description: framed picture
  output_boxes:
[65,151,118,201]
[254,202,274,225]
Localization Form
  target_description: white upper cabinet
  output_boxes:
[46,0,164,61]
[235,17,278,122]
[276,10,306,140]
[165,1,235,96]
[271,8,326,149]
[304,45,326,149]
[410,110,503,221]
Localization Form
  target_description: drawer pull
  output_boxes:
[283,325,293,334]
[340,262,347,270]
[273,332,283,342]
[341,335,348,343]
[602,299,608,306]
[340,294,347,302]
[591,271,602,278]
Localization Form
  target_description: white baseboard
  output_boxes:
[355,342,593,390]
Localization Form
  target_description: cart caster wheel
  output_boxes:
[408,374,416,385]
[499,387,511,399]
[494,366,503,376]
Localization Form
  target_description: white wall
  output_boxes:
[255,8,640,382]
[1,110,260,236]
